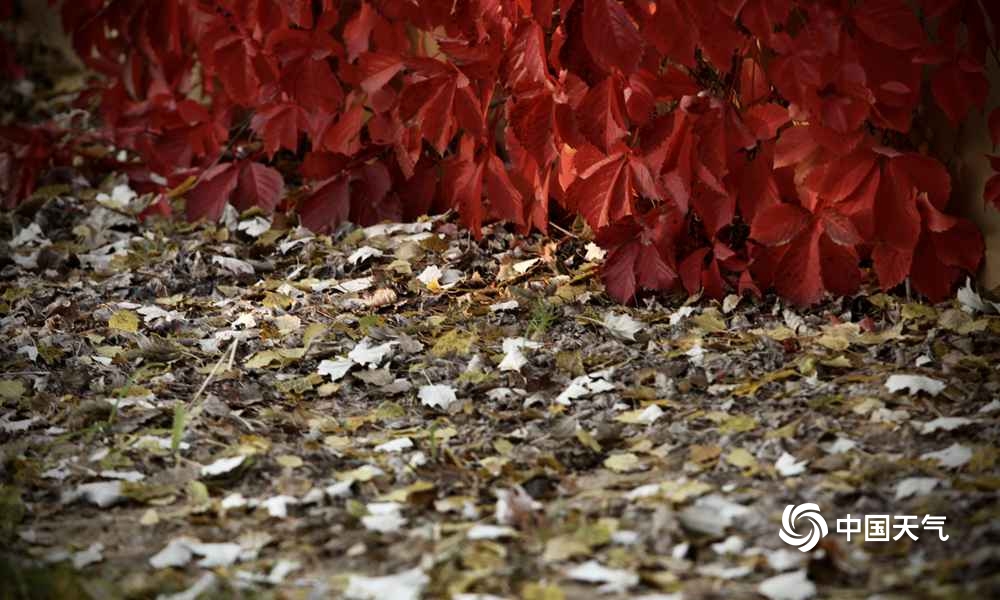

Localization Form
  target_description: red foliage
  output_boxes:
[5,0,1000,304]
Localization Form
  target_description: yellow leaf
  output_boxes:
[276,455,303,469]
[725,448,759,474]
[431,329,478,357]
[543,535,591,562]
[521,583,565,600]
[108,310,139,333]
[604,452,642,473]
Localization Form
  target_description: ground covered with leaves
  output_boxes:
[1,188,999,599]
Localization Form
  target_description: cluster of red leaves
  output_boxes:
[7,0,1000,304]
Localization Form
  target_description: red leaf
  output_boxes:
[986,173,1000,210]
[280,56,343,114]
[744,103,789,141]
[186,163,239,222]
[820,209,863,246]
[597,208,680,302]
[577,76,629,152]
[751,202,810,246]
[504,21,552,93]
[358,52,404,95]
[234,162,284,213]
[343,2,377,62]
[566,150,635,231]
[251,103,305,159]
[602,241,640,302]
[510,92,556,165]
[214,35,263,105]
[582,0,643,74]
[774,125,819,168]
[322,103,366,156]
[852,0,924,50]
[400,72,482,154]
[299,176,350,233]
[990,107,1000,148]
[931,61,989,125]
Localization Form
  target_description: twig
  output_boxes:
[190,338,236,407]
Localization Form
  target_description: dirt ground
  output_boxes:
[1,188,999,599]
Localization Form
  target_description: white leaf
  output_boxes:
[669,306,696,325]
[957,277,997,313]
[885,374,945,396]
[211,255,255,275]
[335,277,374,293]
[603,313,644,341]
[237,216,272,238]
[513,258,539,273]
[556,371,615,405]
[344,568,429,600]
[62,481,124,508]
[466,524,516,540]
[150,538,243,569]
[149,538,194,569]
[98,469,145,482]
[918,417,974,434]
[822,437,857,455]
[200,455,245,477]
[489,300,519,312]
[895,477,940,500]
[775,452,808,477]
[262,495,299,518]
[11,223,48,247]
[920,443,972,469]
[758,569,816,600]
[498,337,541,372]
[362,502,406,533]
[417,265,443,286]
[348,339,397,368]
[349,246,383,265]
[419,385,458,411]
[980,399,1000,413]
[187,541,243,567]
[495,486,542,526]
[72,543,104,569]
[634,404,664,424]
[584,242,606,261]
[318,358,353,381]
[766,548,806,572]
[374,437,414,453]
[565,560,639,593]
[221,493,248,510]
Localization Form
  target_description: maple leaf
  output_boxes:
[910,194,984,301]
[565,145,654,232]
[399,66,484,154]
[582,0,643,75]
[213,34,267,106]
[679,242,735,301]
[577,76,630,153]
[597,207,682,303]
[185,163,239,223]
[233,162,285,213]
[931,59,989,125]
[251,103,307,158]
[299,175,350,233]
[441,135,524,238]
[321,102,367,156]
[752,201,862,306]
[851,0,924,51]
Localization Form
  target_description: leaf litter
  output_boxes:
[1,190,999,598]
